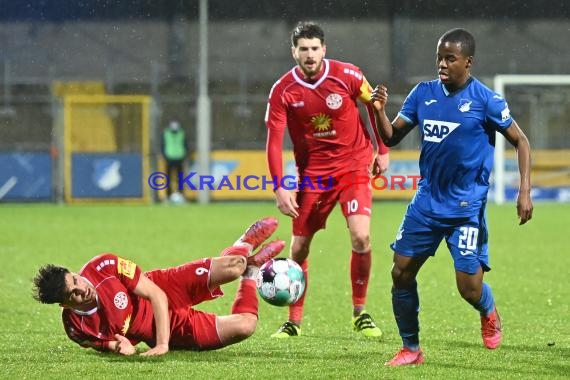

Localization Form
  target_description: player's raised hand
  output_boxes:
[371,85,388,111]
[141,342,169,356]
[275,187,299,218]
[113,334,136,356]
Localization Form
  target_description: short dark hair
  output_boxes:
[291,21,325,47]
[32,264,69,304]
[439,28,475,57]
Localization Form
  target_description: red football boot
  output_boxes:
[247,240,285,267]
[385,347,425,366]
[234,217,279,251]
[481,307,502,349]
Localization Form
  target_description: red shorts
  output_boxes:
[145,258,225,350]
[293,169,372,236]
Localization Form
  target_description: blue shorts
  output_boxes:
[390,203,490,274]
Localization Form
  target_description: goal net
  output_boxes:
[493,75,570,204]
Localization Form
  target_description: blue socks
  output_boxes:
[392,281,420,351]
[472,282,495,317]
[392,281,495,350]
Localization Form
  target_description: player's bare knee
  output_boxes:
[391,266,413,288]
[350,233,370,252]
[391,265,401,280]
[236,314,257,338]
[458,285,480,304]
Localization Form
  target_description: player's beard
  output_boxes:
[299,59,323,79]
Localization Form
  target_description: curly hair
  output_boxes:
[32,264,69,304]
[291,21,325,47]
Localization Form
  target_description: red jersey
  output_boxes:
[265,59,387,186]
[62,254,154,351]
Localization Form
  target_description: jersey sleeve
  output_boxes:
[265,79,287,132]
[356,74,390,155]
[63,313,110,352]
[357,75,373,103]
[115,256,141,291]
[265,79,287,189]
[486,93,513,131]
[93,253,142,292]
[364,102,390,155]
[398,83,421,126]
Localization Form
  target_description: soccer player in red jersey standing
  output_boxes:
[32,218,282,355]
[265,21,390,338]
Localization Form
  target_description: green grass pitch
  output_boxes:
[1,202,568,379]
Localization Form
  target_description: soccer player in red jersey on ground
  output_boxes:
[265,21,390,338]
[32,217,282,356]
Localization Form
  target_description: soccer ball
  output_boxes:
[256,258,305,307]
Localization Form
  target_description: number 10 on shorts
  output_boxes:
[346,199,359,214]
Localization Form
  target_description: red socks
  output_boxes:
[231,278,258,317]
[350,250,371,306]
[288,260,308,323]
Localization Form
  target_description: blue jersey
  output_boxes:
[398,77,513,217]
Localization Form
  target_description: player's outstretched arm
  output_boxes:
[371,85,414,147]
[133,275,170,356]
[501,120,533,225]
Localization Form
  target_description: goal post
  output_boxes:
[493,75,570,204]
[62,94,152,204]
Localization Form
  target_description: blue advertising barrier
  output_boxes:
[71,153,142,198]
[0,152,52,200]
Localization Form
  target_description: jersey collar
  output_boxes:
[441,76,474,96]
[292,59,330,90]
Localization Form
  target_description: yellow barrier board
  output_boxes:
[154,149,570,202]
[156,149,570,202]
[157,150,421,201]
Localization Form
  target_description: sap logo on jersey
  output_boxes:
[422,119,460,143]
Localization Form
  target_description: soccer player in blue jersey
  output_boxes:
[371,28,533,366]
